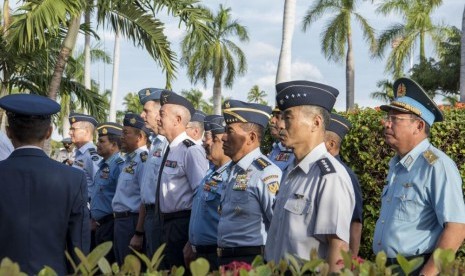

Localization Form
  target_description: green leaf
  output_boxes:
[190,257,210,276]
[151,243,167,270]
[375,251,387,269]
[97,257,112,275]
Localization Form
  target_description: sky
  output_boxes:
[83,0,465,112]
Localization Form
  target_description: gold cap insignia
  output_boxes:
[145,89,151,96]
[71,117,76,123]
[225,101,230,108]
[130,118,137,125]
[102,128,108,134]
[397,83,407,97]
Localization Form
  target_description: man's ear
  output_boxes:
[45,125,53,140]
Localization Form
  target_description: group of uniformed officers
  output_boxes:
[0,78,464,276]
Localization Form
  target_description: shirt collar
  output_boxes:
[170,131,190,147]
[236,147,262,172]
[100,152,120,166]
[125,145,148,161]
[395,138,430,171]
[295,143,328,174]
[77,141,94,154]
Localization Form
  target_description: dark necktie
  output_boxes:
[155,145,170,215]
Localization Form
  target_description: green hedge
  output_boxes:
[340,107,465,259]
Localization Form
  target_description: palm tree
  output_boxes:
[123,92,143,114]
[181,89,208,110]
[276,0,296,85]
[370,79,394,103]
[181,5,249,115]
[302,0,376,111]
[247,85,268,105]
[460,5,465,102]
[375,0,445,77]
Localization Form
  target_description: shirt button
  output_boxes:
[378,241,381,246]
[386,198,391,202]
[382,220,385,224]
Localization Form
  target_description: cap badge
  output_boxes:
[225,101,230,108]
[145,89,151,96]
[102,128,108,134]
[130,118,137,125]
[397,83,407,97]
[71,117,76,123]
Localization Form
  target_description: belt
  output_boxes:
[96,214,113,226]
[386,253,431,265]
[113,211,138,219]
[217,246,264,258]
[192,244,217,254]
[161,210,191,221]
[145,204,156,210]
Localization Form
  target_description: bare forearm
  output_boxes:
[327,235,349,273]
[349,221,362,256]
[421,222,465,276]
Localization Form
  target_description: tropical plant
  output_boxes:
[460,5,465,102]
[181,5,249,115]
[247,85,268,105]
[181,88,209,110]
[375,0,446,77]
[122,92,143,114]
[302,0,376,111]
[276,0,296,85]
[370,79,394,103]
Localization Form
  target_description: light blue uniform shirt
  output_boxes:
[112,146,148,213]
[73,141,101,198]
[217,148,282,247]
[0,130,13,161]
[159,132,209,213]
[90,152,124,220]
[268,142,295,171]
[140,135,168,204]
[373,139,465,258]
[189,161,231,246]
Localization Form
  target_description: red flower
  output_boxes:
[220,261,252,276]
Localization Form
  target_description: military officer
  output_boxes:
[217,100,282,265]
[0,94,89,275]
[268,106,295,171]
[112,114,150,264]
[90,122,124,264]
[186,110,206,144]
[187,116,231,269]
[138,88,169,257]
[373,78,465,276]
[156,91,209,268]
[53,137,74,164]
[325,113,363,256]
[69,112,101,199]
[265,80,355,273]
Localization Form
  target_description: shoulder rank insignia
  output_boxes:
[183,139,195,147]
[316,158,336,175]
[140,151,148,162]
[252,157,271,171]
[116,158,124,164]
[423,150,438,165]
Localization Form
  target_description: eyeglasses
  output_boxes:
[382,115,416,123]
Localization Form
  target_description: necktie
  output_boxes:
[155,145,170,215]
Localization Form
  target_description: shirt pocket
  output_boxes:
[230,190,249,204]
[284,198,312,215]
[393,185,420,221]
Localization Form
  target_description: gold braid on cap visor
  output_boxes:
[390,101,422,117]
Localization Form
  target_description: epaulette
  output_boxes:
[140,151,148,162]
[116,158,124,164]
[423,150,438,165]
[89,148,100,161]
[252,157,271,171]
[183,139,195,147]
[316,158,336,176]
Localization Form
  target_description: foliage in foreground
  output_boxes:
[1,242,464,276]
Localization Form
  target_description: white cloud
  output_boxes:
[292,61,324,81]
[246,42,279,59]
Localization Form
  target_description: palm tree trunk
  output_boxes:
[276,0,296,86]
[213,76,222,115]
[48,15,81,100]
[460,5,465,102]
[346,28,355,111]
[84,10,91,90]
[419,30,425,61]
[109,27,121,122]
[1,0,11,98]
